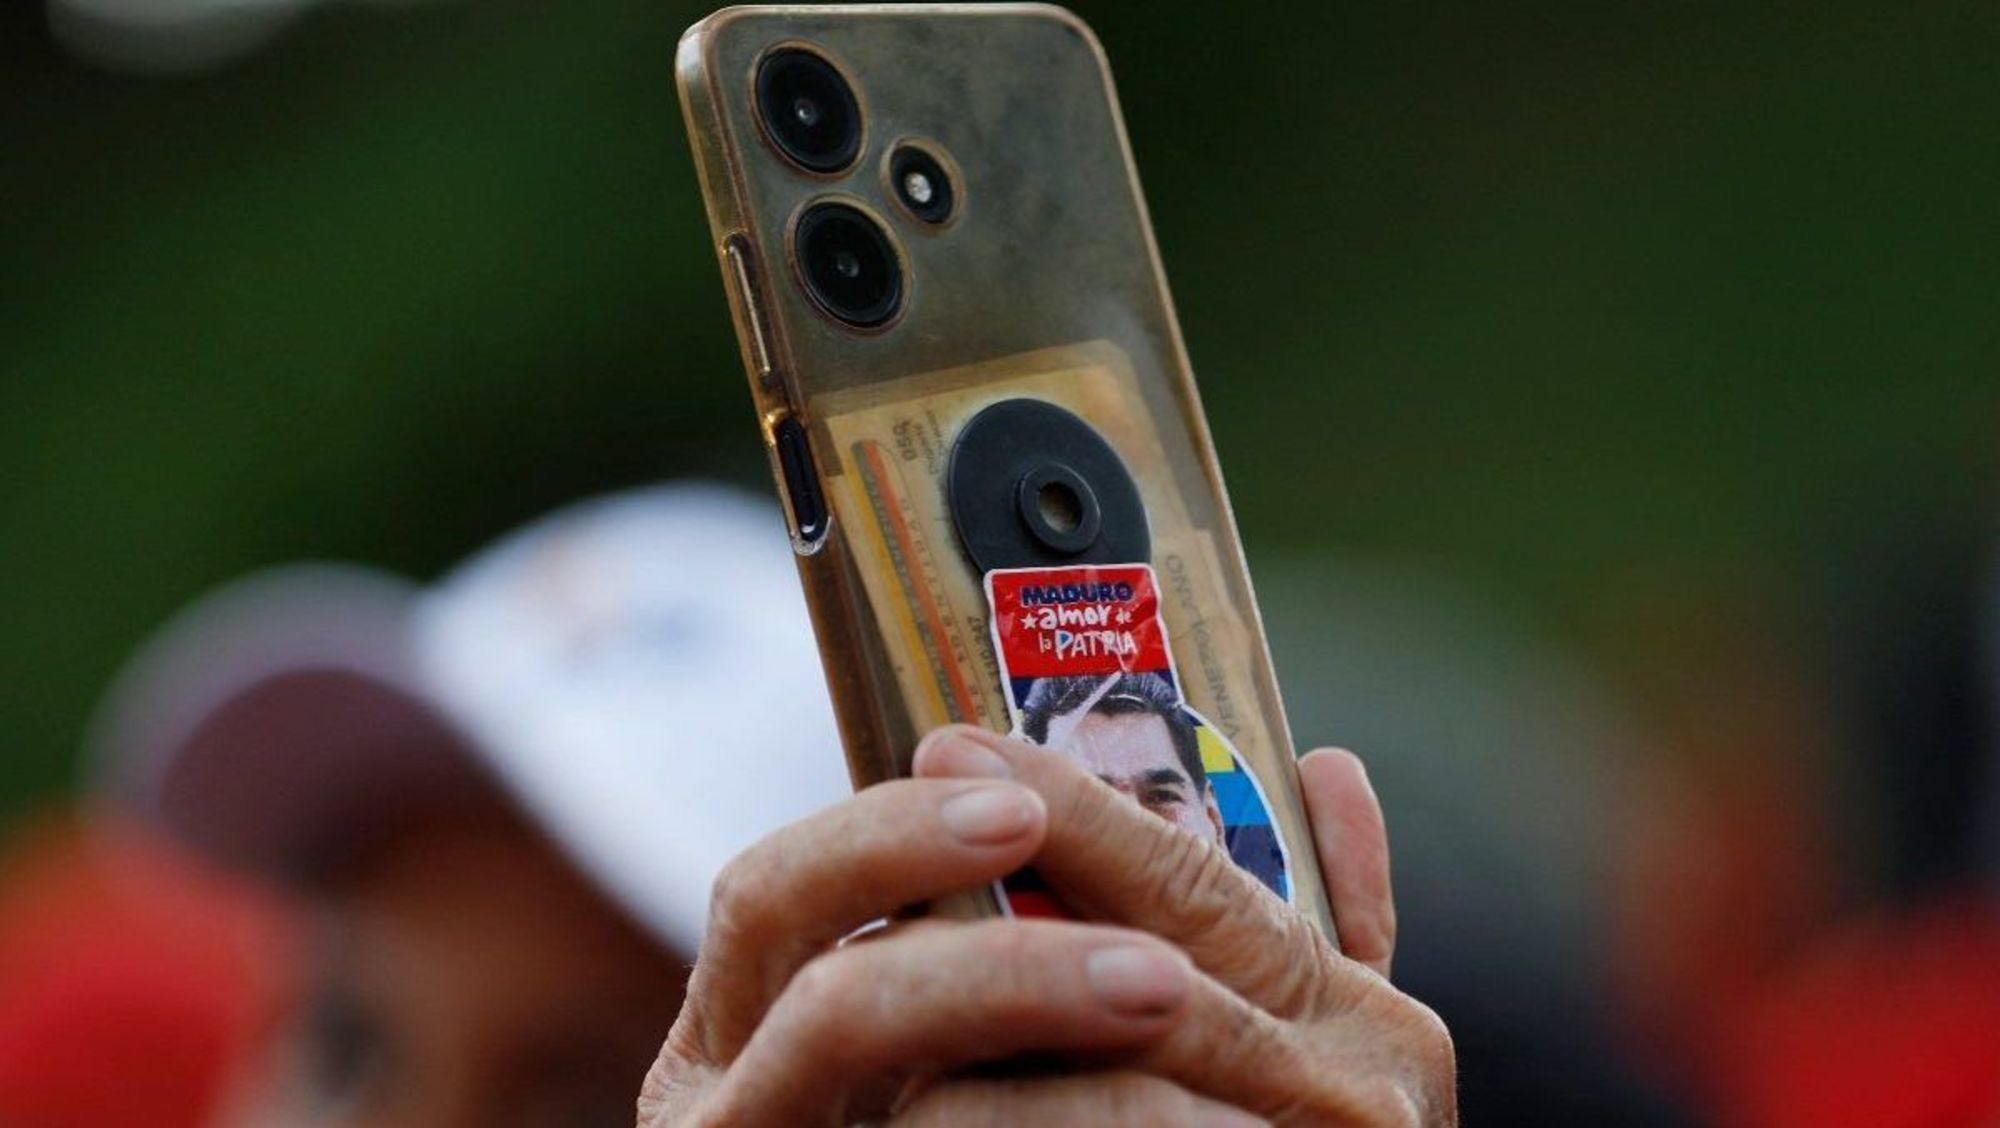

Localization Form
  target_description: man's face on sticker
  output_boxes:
[1052,712,1225,844]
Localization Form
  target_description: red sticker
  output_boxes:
[985,565,1170,681]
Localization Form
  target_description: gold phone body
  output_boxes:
[677,4,1334,939]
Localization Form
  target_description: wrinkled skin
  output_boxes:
[638,727,1456,1126]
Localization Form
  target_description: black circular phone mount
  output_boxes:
[947,399,1151,573]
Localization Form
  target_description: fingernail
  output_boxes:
[918,729,1012,780]
[939,784,1039,844]
[1085,945,1188,1015]
[1191,1100,1268,1127]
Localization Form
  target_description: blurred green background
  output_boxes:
[6,2,2000,1120]
[5,1,1993,808]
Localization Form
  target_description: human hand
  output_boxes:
[637,726,1454,1125]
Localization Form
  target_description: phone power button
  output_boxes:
[773,415,829,547]
[723,235,779,390]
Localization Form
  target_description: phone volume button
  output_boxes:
[723,234,779,390]
[773,415,830,548]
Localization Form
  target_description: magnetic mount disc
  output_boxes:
[946,398,1151,574]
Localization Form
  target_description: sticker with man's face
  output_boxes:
[985,565,1292,915]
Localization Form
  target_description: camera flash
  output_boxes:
[889,143,955,223]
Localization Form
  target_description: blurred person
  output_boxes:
[87,483,1456,1125]
[1697,493,2000,1126]
[1019,672,1225,843]
[0,815,301,1128]
[1582,500,2000,1127]
[1595,582,1841,1092]
[87,485,854,1125]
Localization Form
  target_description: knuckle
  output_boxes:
[1147,816,1235,909]
[1226,1026,1328,1123]
[1266,908,1340,1014]
[1320,995,1456,1126]
[660,1007,710,1067]
[764,947,881,1067]
[634,1049,714,1127]
[1265,1066,1417,1128]
[1401,1000,1459,1118]
[785,946,865,1016]
[1046,761,1121,843]
[1330,1079,1426,1128]
[703,848,770,949]
[1177,984,1304,1084]
[1157,836,1329,1012]
[1406,997,1453,1060]
[633,1062,669,1126]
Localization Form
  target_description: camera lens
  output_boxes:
[889,144,955,224]
[794,202,903,328]
[755,48,861,173]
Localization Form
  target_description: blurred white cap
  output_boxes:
[88,483,852,958]
[47,0,448,75]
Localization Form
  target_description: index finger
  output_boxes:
[913,726,1367,1019]
[675,775,1047,1064]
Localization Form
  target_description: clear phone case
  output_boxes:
[678,4,1334,939]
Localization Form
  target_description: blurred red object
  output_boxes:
[1714,897,2000,1128]
[0,813,301,1128]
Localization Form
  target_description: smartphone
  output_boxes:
[677,3,1335,940]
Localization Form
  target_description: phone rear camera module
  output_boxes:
[889,145,955,224]
[794,202,904,328]
[756,48,862,173]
